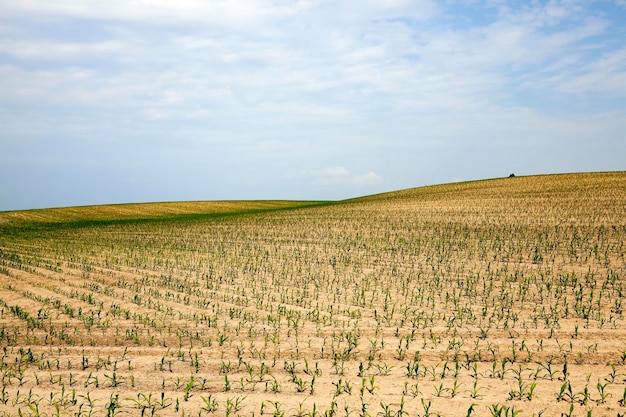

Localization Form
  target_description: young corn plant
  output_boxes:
[200,394,218,413]
[507,377,537,401]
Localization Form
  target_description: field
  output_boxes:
[0,172,625,417]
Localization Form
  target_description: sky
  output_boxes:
[1,0,626,211]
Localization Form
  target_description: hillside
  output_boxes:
[347,171,625,210]
[3,171,624,227]
[0,200,329,234]
[0,171,625,417]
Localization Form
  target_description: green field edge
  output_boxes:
[0,200,335,234]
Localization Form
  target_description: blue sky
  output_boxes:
[1,0,625,210]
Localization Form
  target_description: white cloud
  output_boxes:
[316,167,351,177]
[311,167,381,186]
[0,0,438,30]
[353,171,382,184]
[0,40,123,59]
[554,47,626,95]
[2,0,617,124]
[0,0,284,25]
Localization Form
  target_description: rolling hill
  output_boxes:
[0,171,625,417]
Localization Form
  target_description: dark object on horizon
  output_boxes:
[509,173,515,177]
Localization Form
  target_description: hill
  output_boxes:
[347,171,625,205]
[0,200,328,232]
[0,171,625,417]
[3,171,624,227]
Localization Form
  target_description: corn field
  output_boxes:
[0,172,625,417]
